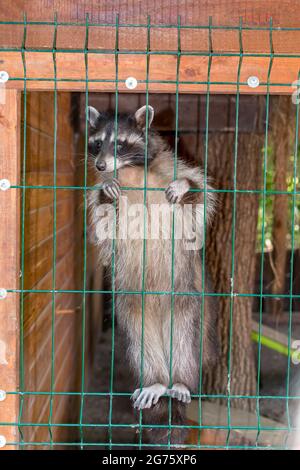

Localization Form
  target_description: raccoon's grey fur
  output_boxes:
[87,105,218,447]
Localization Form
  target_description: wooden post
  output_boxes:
[0,89,20,449]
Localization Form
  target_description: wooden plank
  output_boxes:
[24,346,80,447]
[26,187,72,212]
[2,50,300,94]
[187,400,289,448]
[23,246,76,332]
[25,128,74,174]
[24,92,73,142]
[0,90,20,449]
[0,1,300,28]
[23,318,81,445]
[25,295,78,391]
[24,221,76,289]
[1,2,300,95]
[25,196,76,251]
[26,171,75,187]
[7,90,82,448]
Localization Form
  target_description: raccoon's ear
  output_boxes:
[87,106,101,128]
[134,105,154,130]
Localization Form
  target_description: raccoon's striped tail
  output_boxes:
[141,398,188,449]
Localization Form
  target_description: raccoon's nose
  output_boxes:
[96,161,106,171]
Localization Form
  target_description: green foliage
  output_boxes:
[257,144,300,251]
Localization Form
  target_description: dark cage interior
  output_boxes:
[8,90,299,449]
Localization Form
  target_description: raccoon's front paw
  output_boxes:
[165,178,190,204]
[102,178,121,200]
[166,383,191,403]
[131,383,167,410]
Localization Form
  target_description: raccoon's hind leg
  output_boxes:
[131,383,167,410]
[120,297,170,410]
[162,297,200,403]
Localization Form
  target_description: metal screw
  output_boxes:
[0,179,11,191]
[125,76,138,90]
[0,390,6,402]
[0,435,6,448]
[0,71,9,84]
[247,76,260,88]
[0,289,7,300]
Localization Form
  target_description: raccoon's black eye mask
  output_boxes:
[87,105,154,165]
[89,137,139,157]
[88,139,102,157]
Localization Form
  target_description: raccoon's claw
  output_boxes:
[166,383,191,403]
[131,384,167,410]
[102,178,121,200]
[165,179,190,204]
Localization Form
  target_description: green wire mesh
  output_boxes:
[0,14,300,449]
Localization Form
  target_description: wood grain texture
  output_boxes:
[1,51,299,94]
[20,92,82,447]
[0,90,20,449]
[1,1,300,94]
[0,0,300,26]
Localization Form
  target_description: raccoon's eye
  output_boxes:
[117,142,123,152]
[96,140,102,152]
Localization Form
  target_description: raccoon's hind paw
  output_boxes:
[167,383,191,403]
[165,178,190,204]
[131,383,167,410]
[102,178,120,200]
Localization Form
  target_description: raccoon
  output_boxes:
[87,104,218,446]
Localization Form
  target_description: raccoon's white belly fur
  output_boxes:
[115,188,189,293]
[89,153,216,389]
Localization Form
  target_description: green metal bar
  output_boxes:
[48,12,58,447]
[197,15,213,449]
[6,77,299,88]
[137,14,151,449]
[225,17,243,448]
[7,288,300,299]
[4,441,289,449]
[3,422,300,431]
[17,11,28,446]
[107,13,120,449]
[1,18,300,33]
[284,70,300,448]
[9,184,300,195]
[255,18,274,447]
[6,391,300,400]
[78,13,90,449]
[167,14,181,448]
[2,43,300,59]
[1,18,300,31]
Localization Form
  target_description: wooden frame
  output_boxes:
[1,1,300,27]
[1,1,300,94]
[0,90,20,449]
[2,50,300,94]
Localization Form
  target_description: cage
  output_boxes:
[0,2,300,451]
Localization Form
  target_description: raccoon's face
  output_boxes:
[87,105,154,173]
